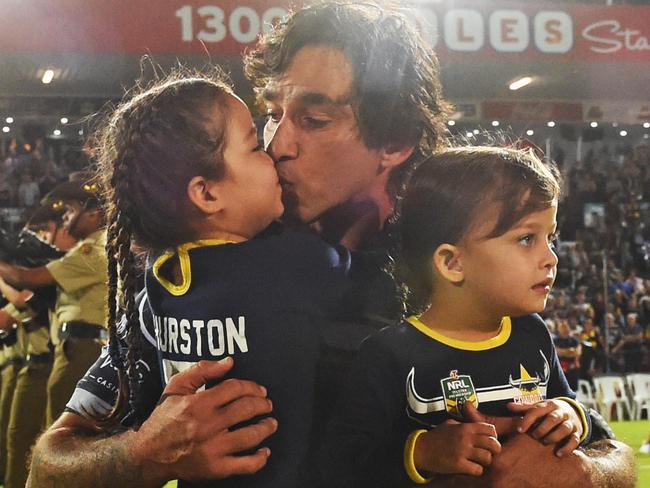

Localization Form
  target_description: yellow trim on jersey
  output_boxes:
[404,429,433,484]
[555,396,590,444]
[405,315,511,351]
[152,239,234,296]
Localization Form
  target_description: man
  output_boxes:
[0,178,107,427]
[0,204,77,488]
[29,3,634,488]
[613,312,644,372]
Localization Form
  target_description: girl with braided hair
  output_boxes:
[88,71,368,488]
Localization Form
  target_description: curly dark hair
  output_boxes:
[244,1,451,198]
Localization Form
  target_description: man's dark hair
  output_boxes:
[244,1,451,198]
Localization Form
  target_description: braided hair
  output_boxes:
[95,71,233,424]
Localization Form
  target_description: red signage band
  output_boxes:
[1,0,649,61]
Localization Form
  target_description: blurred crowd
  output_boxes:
[544,142,650,389]
[0,137,89,210]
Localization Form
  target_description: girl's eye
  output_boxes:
[519,235,534,246]
[265,111,281,124]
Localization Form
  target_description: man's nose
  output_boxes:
[265,119,298,162]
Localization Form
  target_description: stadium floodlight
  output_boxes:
[60,117,68,124]
[473,129,479,135]
[590,122,598,128]
[620,130,628,137]
[466,132,473,138]
[53,129,61,136]
[509,76,533,91]
[2,127,9,133]
[526,129,534,136]
[612,122,619,127]
[78,129,84,136]
[547,121,556,128]
[447,120,456,126]
[491,120,499,127]
[42,69,55,84]
[644,122,650,129]
[5,117,13,124]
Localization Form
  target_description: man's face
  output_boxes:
[262,45,386,224]
[63,200,98,239]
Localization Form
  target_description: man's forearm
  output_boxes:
[28,423,167,488]
[580,439,636,488]
[0,261,54,289]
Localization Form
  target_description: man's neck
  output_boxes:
[314,191,394,251]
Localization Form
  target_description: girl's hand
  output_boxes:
[507,399,583,457]
[414,419,501,477]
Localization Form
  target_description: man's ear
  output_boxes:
[379,145,415,170]
[187,176,224,215]
[432,243,464,284]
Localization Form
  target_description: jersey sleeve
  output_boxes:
[537,315,593,445]
[46,241,106,293]
[66,290,163,423]
[316,330,410,488]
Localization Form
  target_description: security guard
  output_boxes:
[0,177,107,427]
[0,204,77,488]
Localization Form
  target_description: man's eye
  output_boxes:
[302,117,329,129]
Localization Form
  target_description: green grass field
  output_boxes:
[611,420,650,488]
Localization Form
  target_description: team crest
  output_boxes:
[440,370,478,418]
[509,364,543,404]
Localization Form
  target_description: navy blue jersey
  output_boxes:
[317,314,590,488]
[69,230,367,488]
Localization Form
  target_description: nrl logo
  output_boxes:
[440,370,478,419]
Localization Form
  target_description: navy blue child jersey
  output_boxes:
[68,230,371,488]
[317,314,592,488]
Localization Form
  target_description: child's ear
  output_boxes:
[187,176,224,215]
[433,243,464,284]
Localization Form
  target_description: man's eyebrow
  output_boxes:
[260,88,349,107]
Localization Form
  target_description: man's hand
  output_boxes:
[29,357,278,488]
[413,419,501,477]
[132,357,278,482]
[507,400,582,456]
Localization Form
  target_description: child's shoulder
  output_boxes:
[511,314,553,340]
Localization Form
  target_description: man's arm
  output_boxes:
[28,359,278,488]
[432,435,635,488]
[0,261,55,289]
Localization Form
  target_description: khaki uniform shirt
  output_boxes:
[46,230,108,345]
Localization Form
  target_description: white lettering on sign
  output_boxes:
[582,20,650,54]
[534,11,573,53]
[489,10,528,52]
[444,9,484,52]
[175,5,289,44]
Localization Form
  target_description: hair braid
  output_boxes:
[94,70,234,425]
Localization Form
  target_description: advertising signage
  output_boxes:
[1,0,649,62]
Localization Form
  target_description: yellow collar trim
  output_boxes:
[405,315,512,351]
[152,239,234,296]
